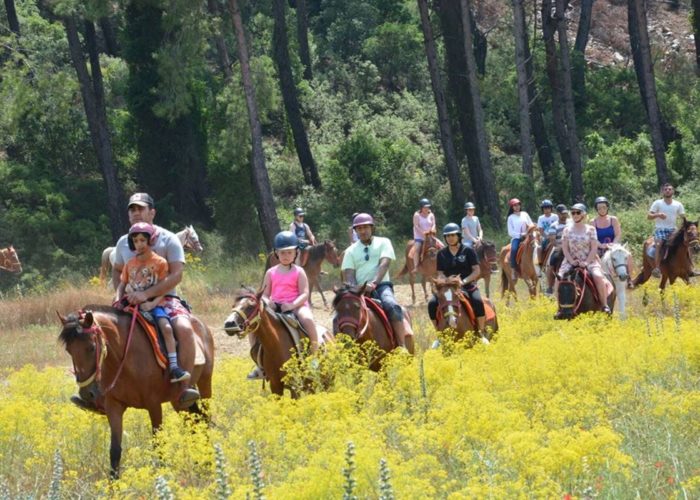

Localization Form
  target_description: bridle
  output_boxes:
[64,314,108,389]
[335,292,369,339]
[606,246,630,281]
[436,286,462,327]
[227,294,263,338]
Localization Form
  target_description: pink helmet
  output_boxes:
[352,213,375,228]
[509,198,521,208]
[128,222,158,250]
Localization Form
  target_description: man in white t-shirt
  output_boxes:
[648,183,685,277]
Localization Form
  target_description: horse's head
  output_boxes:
[0,246,22,273]
[424,232,440,260]
[57,310,104,405]
[479,240,498,270]
[332,284,368,340]
[324,240,341,268]
[607,243,631,282]
[431,276,462,329]
[224,288,262,338]
[525,224,541,245]
[683,219,700,253]
[182,225,204,253]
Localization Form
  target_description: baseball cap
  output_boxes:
[128,193,154,208]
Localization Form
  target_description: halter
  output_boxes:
[65,314,108,389]
[228,294,263,337]
[605,246,629,281]
[335,292,370,338]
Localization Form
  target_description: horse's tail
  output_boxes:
[500,266,508,296]
[99,248,112,284]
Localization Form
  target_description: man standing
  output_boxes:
[648,183,685,277]
[112,193,200,405]
[341,213,413,352]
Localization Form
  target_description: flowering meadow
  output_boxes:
[1,282,700,499]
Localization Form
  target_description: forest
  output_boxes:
[1,0,700,290]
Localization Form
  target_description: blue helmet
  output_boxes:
[442,222,461,236]
[273,231,299,251]
[293,207,305,216]
[464,202,476,210]
[540,199,553,209]
[419,198,431,208]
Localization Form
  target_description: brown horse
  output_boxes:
[475,240,498,297]
[633,218,700,289]
[223,289,330,395]
[58,306,214,478]
[99,226,204,285]
[555,267,616,319]
[266,240,341,307]
[0,245,22,273]
[397,231,441,303]
[432,276,498,343]
[332,284,414,370]
[499,225,541,299]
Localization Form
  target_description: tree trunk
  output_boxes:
[271,0,321,188]
[64,16,126,241]
[512,0,534,177]
[554,0,584,201]
[207,0,233,81]
[99,17,120,56]
[4,0,20,35]
[572,0,593,110]
[227,0,280,249]
[693,0,700,75]
[295,0,313,80]
[628,0,670,185]
[417,0,464,211]
[470,6,487,76]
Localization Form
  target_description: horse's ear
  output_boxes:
[81,311,94,328]
[57,311,67,325]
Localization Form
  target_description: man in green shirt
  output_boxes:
[341,213,412,351]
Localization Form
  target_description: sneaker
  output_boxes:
[479,335,490,345]
[430,339,441,349]
[545,287,554,296]
[246,366,265,380]
[602,306,612,315]
[651,267,661,278]
[178,388,200,407]
[170,367,191,383]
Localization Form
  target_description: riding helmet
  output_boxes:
[128,222,158,250]
[509,198,521,208]
[352,213,375,228]
[293,207,305,216]
[540,199,553,209]
[464,202,476,210]
[571,203,588,213]
[419,198,431,208]
[594,196,609,208]
[555,204,569,214]
[273,231,299,251]
[442,222,461,236]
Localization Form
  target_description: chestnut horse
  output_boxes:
[633,218,700,289]
[223,289,331,396]
[58,306,214,478]
[499,225,541,299]
[475,240,498,297]
[432,276,498,344]
[99,225,204,285]
[397,231,441,303]
[332,285,414,370]
[266,240,341,307]
[0,246,22,273]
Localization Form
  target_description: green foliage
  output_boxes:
[363,22,427,91]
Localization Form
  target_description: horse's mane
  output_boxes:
[332,284,361,307]
[57,305,120,346]
[476,240,495,258]
[664,220,696,259]
[307,242,326,258]
[232,286,260,300]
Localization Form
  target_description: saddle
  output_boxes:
[437,291,497,327]
[123,306,168,369]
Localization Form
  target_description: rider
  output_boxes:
[592,196,634,287]
[648,183,685,277]
[544,204,570,295]
[559,203,611,314]
[289,207,317,267]
[117,222,190,383]
[428,223,487,338]
[412,198,439,273]
[342,213,413,352]
[537,199,558,257]
[110,192,200,406]
[506,198,533,280]
[461,202,483,248]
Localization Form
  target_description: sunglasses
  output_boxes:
[570,210,582,215]
[363,246,370,261]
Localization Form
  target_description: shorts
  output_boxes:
[160,296,191,320]
[654,228,674,242]
[151,306,169,321]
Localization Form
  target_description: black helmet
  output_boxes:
[419,198,431,208]
[555,204,568,214]
[540,199,553,209]
[594,196,609,208]
[571,203,587,214]
[464,202,476,210]
[293,207,305,216]
[273,231,299,250]
[442,223,461,236]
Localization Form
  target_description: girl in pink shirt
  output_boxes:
[412,198,439,272]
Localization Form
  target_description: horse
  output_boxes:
[499,225,541,299]
[223,289,331,396]
[99,225,204,285]
[265,240,341,307]
[475,240,498,297]
[633,218,700,289]
[555,267,616,320]
[0,245,22,273]
[58,306,215,478]
[331,284,414,370]
[600,243,632,319]
[396,231,441,303]
[432,276,498,344]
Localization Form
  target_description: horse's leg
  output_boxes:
[660,274,668,289]
[315,275,327,307]
[105,399,126,479]
[616,281,626,320]
[420,273,428,302]
[484,272,491,298]
[409,271,416,304]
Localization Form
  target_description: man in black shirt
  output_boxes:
[428,223,487,337]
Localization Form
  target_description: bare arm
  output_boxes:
[562,236,574,265]
[343,268,357,286]
[112,263,123,295]
[612,216,622,243]
[372,257,391,284]
[462,264,481,285]
[141,294,166,312]
[261,270,272,300]
[126,261,184,304]
[291,270,310,309]
[305,224,317,246]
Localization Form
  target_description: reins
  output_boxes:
[230,294,263,337]
[335,292,370,338]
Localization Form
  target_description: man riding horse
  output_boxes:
[648,183,688,278]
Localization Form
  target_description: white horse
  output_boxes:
[601,243,632,320]
[99,225,203,285]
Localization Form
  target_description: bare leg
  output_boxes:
[297,305,319,352]
[412,242,421,273]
